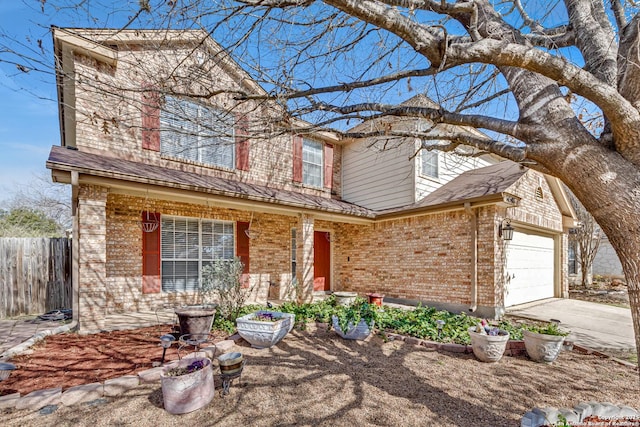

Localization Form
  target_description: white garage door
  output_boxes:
[504,231,555,307]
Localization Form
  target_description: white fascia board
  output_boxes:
[53,28,118,66]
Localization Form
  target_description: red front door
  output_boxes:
[313,231,331,291]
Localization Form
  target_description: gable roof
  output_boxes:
[52,27,267,96]
[416,161,525,207]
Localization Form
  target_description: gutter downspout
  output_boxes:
[71,171,80,328]
[464,202,478,312]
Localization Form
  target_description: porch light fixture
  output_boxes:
[499,219,514,241]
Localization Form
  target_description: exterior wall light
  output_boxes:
[499,219,514,241]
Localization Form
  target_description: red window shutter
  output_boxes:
[142,212,161,294]
[236,221,250,287]
[292,135,303,183]
[235,114,250,171]
[236,221,250,275]
[141,86,160,151]
[324,143,334,189]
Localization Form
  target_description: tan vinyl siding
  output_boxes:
[342,139,415,210]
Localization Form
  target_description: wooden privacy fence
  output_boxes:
[0,238,72,319]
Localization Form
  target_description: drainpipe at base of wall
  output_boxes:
[464,203,478,313]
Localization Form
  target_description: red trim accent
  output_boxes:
[292,135,303,183]
[324,143,334,189]
[141,86,160,151]
[235,114,250,171]
[142,212,161,294]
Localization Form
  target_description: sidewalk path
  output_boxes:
[0,316,65,357]
[507,298,636,351]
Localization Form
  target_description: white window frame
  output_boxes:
[302,138,323,188]
[421,150,439,179]
[160,96,235,169]
[160,216,235,293]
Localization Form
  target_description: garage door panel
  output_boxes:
[505,231,554,307]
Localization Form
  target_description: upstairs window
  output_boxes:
[421,150,439,179]
[293,136,333,189]
[302,138,324,187]
[160,96,235,169]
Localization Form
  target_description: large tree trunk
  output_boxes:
[545,140,640,369]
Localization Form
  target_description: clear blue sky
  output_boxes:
[0,1,60,200]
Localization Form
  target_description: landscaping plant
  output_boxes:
[524,322,570,337]
[201,257,251,322]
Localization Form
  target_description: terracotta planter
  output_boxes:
[332,315,373,340]
[236,310,295,348]
[367,293,384,306]
[161,357,215,414]
[175,306,216,336]
[523,330,566,363]
[468,327,509,363]
[333,291,358,306]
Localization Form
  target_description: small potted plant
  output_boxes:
[522,321,569,363]
[468,320,510,363]
[161,357,215,414]
[236,309,295,348]
[332,297,377,340]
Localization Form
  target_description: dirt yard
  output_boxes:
[569,278,630,309]
[2,325,639,427]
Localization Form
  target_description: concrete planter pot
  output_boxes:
[333,291,358,306]
[332,315,373,340]
[161,357,214,414]
[523,330,566,363]
[468,327,510,363]
[175,306,216,336]
[236,310,295,348]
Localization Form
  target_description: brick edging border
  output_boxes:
[0,338,239,412]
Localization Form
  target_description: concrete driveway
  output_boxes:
[507,298,636,351]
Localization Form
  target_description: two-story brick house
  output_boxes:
[47,27,577,332]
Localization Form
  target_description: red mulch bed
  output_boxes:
[0,325,226,396]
